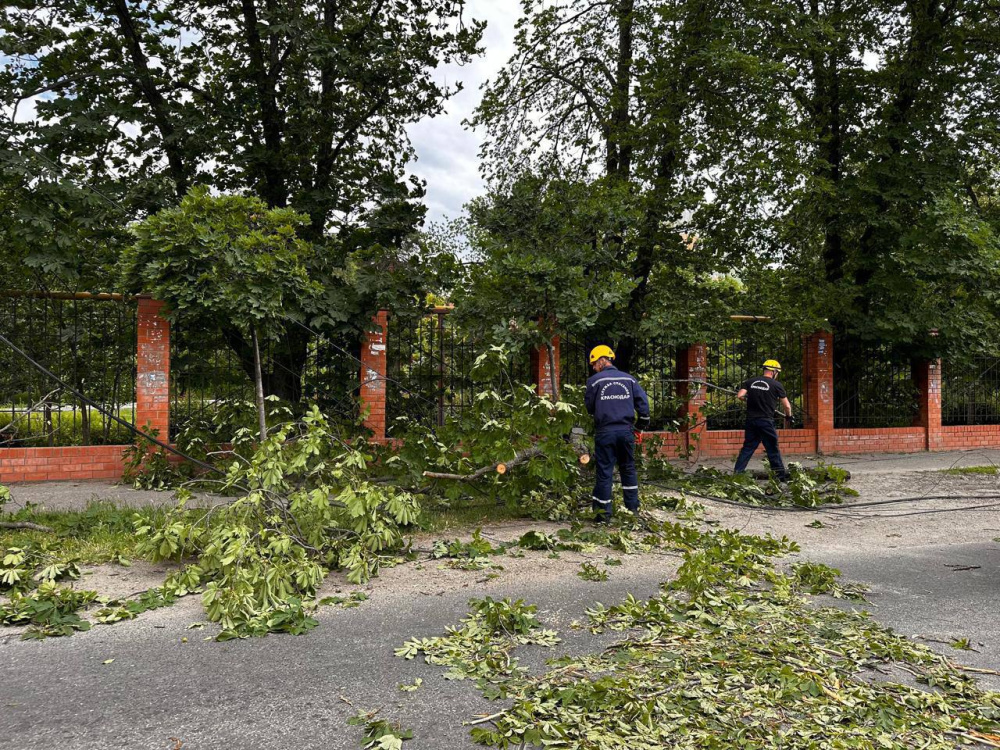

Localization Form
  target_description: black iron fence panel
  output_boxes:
[705,330,806,431]
[170,323,358,441]
[0,294,137,446]
[385,313,533,434]
[833,337,918,428]
[169,323,256,441]
[942,356,1000,426]
[630,339,679,431]
[559,335,591,390]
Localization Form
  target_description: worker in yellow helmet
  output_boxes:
[585,345,650,522]
[734,359,793,481]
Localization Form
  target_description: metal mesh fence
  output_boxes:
[0,294,137,447]
[560,336,679,429]
[705,329,806,430]
[385,312,533,434]
[833,337,918,428]
[169,323,358,441]
[942,356,1000,426]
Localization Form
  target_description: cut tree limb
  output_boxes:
[423,431,591,482]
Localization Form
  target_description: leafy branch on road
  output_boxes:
[399,523,1000,749]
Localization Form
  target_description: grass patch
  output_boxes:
[1,500,190,565]
[0,408,135,448]
[942,465,1000,476]
[417,501,535,534]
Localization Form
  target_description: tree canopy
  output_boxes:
[1,0,483,283]
[468,0,1000,360]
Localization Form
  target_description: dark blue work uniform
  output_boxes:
[733,375,790,480]
[585,366,650,520]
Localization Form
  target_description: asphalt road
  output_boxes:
[4,534,999,750]
[4,458,1000,750]
[2,568,667,750]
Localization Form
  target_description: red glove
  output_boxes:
[634,430,645,446]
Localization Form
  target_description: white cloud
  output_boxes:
[406,1,520,226]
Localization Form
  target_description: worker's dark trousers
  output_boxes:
[592,429,639,521]
[734,418,789,480]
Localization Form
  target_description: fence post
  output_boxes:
[804,331,834,453]
[676,343,707,457]
[136,296,170,440]
[531,336,561,397]
[914,359,943,451]
[360,311,389,442]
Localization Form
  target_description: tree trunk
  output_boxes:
[606,0,635,180]
[251,325,268,442]
[546,339,559,400]
[221,324,308,404]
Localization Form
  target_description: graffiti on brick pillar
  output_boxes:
[138,372,166,391]
[365,367,385,393]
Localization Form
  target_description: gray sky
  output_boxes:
[406,2,520,226]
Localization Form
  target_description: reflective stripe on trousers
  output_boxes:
[592,429,640,518]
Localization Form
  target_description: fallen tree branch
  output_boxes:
[424,445,546,482]
[0,521,54,532]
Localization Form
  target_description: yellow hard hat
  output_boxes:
[589,345,615,365]
[763,359,782,372]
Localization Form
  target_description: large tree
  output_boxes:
[469,0,758,368]
[1,0,483,394]
[470,0,1000,362]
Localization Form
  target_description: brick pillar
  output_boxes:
[531,336,561,397]
[804,331,834,454]
[676,343,707,457]
[136,296,170,439]
[914,359,943,451]
[360,311,389,441]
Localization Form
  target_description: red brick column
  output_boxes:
[804,331,834,453]
[676,343,707,457]
[531,336,561,397]
[914,359,943,451]
[360,311,389,441]
[136,296,170,439]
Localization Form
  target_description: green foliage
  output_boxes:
[395,596,559,691]
[0,408,135,448]
[791,561,867,601]
[471,0,1000,359]
[125,189,316,335]
[1,545,80,592]
[456,177,636,358]
[135,407,419,638]
[121,426,183,490]
[93,586,181,625]
[431,528,500,561]
[388,347,589,519]
[2,0,483,292]
[943,465,1000,476]
[399,524,1000,749]
[577,561,609,582]
[0,582,97,639]
[348,712,414,750]
[642,457,857,509]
